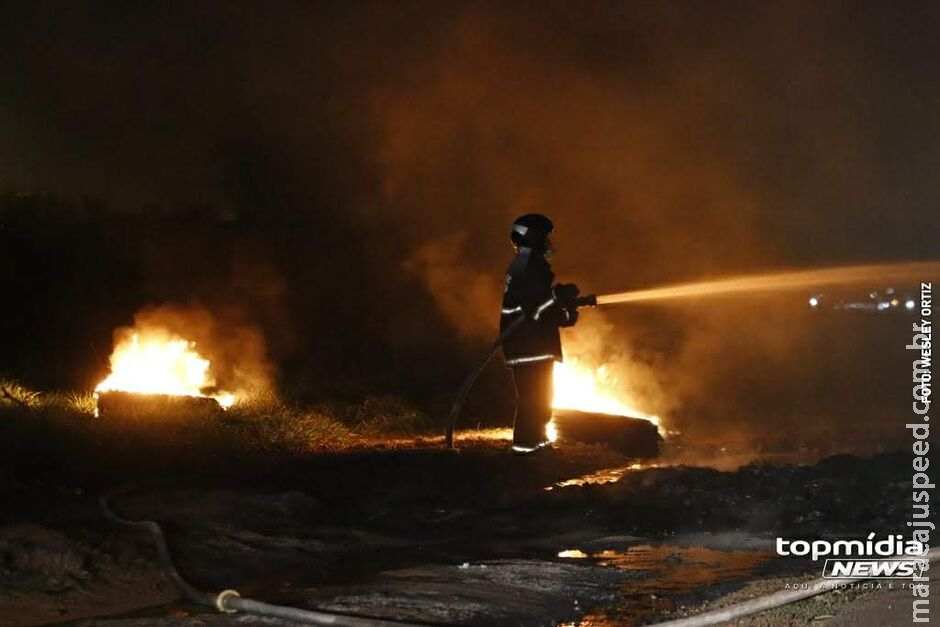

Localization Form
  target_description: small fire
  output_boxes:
[552,358,661,430]
[95,329,235,409]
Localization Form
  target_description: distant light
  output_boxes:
[877,302,890,311]
[870,291,879,299]
[885,287,895,295]
[906,300,916,310]
[890,299,899,306]
[808,297,819,307]
[558,549,589,558]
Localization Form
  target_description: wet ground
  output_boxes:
[558,542,775,624]
[0,435,913,626]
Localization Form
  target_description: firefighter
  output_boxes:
[501,213,580,454]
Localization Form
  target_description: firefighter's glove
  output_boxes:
[552,283,581,311]
[560,308,579,328]
[552,283,581,327]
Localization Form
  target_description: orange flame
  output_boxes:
[551,358,661,440]
[95,328,235,409]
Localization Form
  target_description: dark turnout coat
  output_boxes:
[499,248,570,366]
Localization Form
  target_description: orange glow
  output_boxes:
[552,358,660,428]
[545,419,558,443]
[547,462,659,490]
[95,328,235,409]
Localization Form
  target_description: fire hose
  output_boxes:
[101,488,939,627]
[646,546,940,627]
[445,293,596,449]
[100,490,416,626]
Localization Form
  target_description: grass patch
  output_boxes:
[325,394,432,436]
[218,391,352,453]
[0,379,433,477]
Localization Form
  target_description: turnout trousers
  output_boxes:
[510,360,554,448]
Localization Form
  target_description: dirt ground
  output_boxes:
[0,434,916,626]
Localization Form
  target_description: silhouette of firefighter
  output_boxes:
[500,214,581,454]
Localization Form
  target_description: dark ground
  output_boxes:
[0,431,914,626]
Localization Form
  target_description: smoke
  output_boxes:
[654,296,916,462]
[1,2,938,456]
[362,4,935,457]
[558,310,679,422]
[403,235,501,338]
[119,304,273,396]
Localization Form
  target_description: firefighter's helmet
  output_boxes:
[510,213,554,249]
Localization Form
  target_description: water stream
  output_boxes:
[597,261,938,306]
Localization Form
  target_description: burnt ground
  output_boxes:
[0,435,914,626]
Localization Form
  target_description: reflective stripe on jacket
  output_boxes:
[499,248,563,365]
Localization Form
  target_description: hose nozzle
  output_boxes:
[576,294,597,308]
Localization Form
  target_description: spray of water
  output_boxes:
[597,261,939,306]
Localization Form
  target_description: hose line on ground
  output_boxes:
[444,294,596,449]
[444,315,526,449]
[646,547,940,627]
[100,490,415,626]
